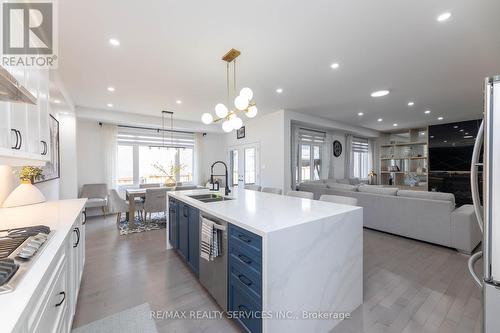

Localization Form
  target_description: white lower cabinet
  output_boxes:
[14,212,86,333]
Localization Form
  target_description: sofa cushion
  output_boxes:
[358,186,399,196]
[300,180,326,186]
[336,178,350,184]
[326,183,358,191]
[397,190,455,206]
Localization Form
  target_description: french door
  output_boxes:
[228,143,260,188]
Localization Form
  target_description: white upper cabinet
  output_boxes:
[0,65,51,166]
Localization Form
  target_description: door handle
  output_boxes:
[470,120,484,233]
[16,130,22,150]
[237,234,252,243]
[238,254,252,265]
[468,251,483,288]
[73,227,80,247]
[55,291,66,307]
[40,140,47,155]
[238,274,253,286]
[10,129,20,149]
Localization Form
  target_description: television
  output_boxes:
[428,119,482,172]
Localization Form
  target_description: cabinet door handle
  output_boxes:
[55,291,66,307]
[237,234,252,243]
[238,254,252,265]
[16,130,22,150]
[238,274,253,286]
[40,140,47,155]
[73,227,80,247]
[10,129,19,149]
[238,304,250,313]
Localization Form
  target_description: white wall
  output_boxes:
[197,133,226,185]
[76,119,105,190]
[223,110,286,191]
[58,113,78,198]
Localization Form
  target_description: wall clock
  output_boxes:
[333,140,342,157]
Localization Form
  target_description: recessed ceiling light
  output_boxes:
[393,123,398,127]
[53,99,61,104]
[438,116,444,120]
[330,63,339,69]
[453,125,458,129]
[358,112,364,116]
[430,136,435,139]
[464,135,474,139]
[424,110,431,114]
[465,132,469,135]
[276,88,283,94]
[109,38,120,46]
[377,118,383,122]
[371,90,390,98]
[107,86,115,92]
[107,103,113,108]
[460,129,464,132]
[407,101,415,106]
[443,140,448,143]
[176,100,182,104]
[437,12,452,22]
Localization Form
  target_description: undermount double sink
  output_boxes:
[188,193,234,203]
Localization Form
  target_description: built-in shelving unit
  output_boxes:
[378,128,428,191]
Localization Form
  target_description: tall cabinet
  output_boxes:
[378,127,429,191]
[0,65,51,166]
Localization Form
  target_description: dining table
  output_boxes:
[125,186,204,228]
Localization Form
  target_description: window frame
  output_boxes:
[116,143,195,187]
[298,142,322,183]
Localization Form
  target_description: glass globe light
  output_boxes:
[246,105,258,118]
[234,95,249,111]
[215,103,228,118]
[231,116,243,130]
[239,87,253,101]
[201,113,213,124]
[222,120,233,132]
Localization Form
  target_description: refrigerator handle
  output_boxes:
[470,120,484,233]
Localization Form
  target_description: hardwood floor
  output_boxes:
[73,215,482,333]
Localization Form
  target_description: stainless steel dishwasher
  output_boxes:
[199,213,228,311]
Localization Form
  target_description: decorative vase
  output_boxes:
[2,179,46,208]
[164,176,177,188]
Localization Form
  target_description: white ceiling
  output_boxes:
[58,0,500,131]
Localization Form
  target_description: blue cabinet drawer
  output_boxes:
[230,258,262,300]
[229,281,262,333]
[229,242,261,275]
[229,224,262,256]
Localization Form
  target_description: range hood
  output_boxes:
[0,65,37,105]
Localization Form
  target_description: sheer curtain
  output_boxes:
[326,132,335,180]
[344,134,354,178]
[102,124,118,190]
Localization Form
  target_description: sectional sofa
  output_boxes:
[298,180,482,254]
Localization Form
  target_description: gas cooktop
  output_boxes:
[0,225,52,294]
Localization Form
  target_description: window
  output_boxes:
[117,145,134,185]
[352,137,370,179]
[230,150,239,186]
[244,148,256,184]
[116,127,195,186]
[297,129,325,183]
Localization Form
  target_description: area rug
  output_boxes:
[72,303,158,333]
[118,212,167,235]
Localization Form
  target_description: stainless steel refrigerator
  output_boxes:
[470,75,500,332]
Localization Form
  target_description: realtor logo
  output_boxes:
[2,1,57,68]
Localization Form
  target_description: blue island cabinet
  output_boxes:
[228,224,263,333]
[169,198,199,276]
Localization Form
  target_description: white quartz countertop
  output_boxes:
[168,188,361,236]
[0,199,86,332]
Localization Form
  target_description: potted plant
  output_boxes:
[2,166,46,208]
[19,166,45,184]
[152,163,184,188]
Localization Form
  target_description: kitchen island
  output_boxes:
[167,188,362,333]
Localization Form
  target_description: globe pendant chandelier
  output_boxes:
[201,48,257,132]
